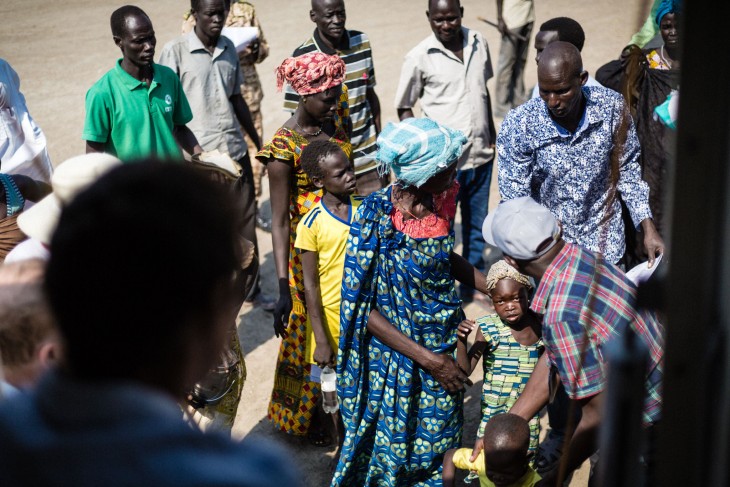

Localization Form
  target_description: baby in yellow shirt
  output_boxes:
[443,413,541,487]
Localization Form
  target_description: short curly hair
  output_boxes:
[110,5,150,38]
[191,0,231,12]
[300,140,344,181]
[539,17,585,52]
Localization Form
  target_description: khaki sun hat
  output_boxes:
[18,153,122,245]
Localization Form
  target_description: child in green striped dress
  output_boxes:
[452,260,544,483]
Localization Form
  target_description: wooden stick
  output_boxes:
[477,16,528,42]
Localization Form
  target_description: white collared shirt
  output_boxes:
[395,28,495,169]
[159,31,247,160]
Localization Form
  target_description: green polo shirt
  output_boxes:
[83,60,193,161]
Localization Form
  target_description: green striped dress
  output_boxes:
[477,314,543,454]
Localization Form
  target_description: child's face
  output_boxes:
[485,450,528,487]
[489,279,528,325]
[316,150,356,196]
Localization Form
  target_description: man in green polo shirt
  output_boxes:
[83,6,202,161]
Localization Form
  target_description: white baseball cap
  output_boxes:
[18,153,122,245]
[482,196,561,260]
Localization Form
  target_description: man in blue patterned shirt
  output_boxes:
[498,42,663,265]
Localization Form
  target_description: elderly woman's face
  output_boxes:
[418,162,457,194]
[660,13,679,49]
[302,84,343,122]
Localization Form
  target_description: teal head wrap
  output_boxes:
[376,118,467,188]
[655,0,681,27]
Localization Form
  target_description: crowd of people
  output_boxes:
[0,0,681,485]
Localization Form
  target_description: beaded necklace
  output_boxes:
[392,184,433,221]
[295,120,323,137]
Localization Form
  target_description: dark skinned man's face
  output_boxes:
[114,14,156,68]
[538,62,586,123]
[193,0,228,41]
[310,0,346,43]
[427,0,463,46]
[534,30,559,64]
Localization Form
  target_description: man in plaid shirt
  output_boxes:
[481,196,664,485]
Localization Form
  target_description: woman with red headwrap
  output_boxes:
[256,52,351,440]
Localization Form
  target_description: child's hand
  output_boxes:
[457,319,476,341]
[469,437,484,462]
[313,341,336,368]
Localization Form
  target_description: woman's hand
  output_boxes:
[272,294,291,338]
[273,279,291,338]
[428,353,471,392]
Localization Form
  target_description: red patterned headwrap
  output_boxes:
[275,52,346,96]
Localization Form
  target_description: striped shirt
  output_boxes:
[284,29,378,175]
[531,243,664,425]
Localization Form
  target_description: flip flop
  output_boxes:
[307,428,332,448]
[535,432,565,474]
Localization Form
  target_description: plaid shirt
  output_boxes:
[532,243,664,424]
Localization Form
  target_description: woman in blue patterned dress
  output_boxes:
[332,118,491,486]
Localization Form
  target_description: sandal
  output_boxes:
[535,431,565,475]
[307,428,332,448]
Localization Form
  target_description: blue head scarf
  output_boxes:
[655,0,681,27]
[376,118,467,188]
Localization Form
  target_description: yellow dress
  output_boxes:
[256,119,351,435]
[294,195,363,363]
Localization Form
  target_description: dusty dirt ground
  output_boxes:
[1,0,651,485]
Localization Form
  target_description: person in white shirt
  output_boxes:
[493,0,535,117]
[395,0,496,304]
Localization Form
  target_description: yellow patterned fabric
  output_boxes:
[256,123,351,435]
[185,330,247,433]
[646,48,672,70]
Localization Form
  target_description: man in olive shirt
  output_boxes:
[159,0,272,311]
[83,6,201,160]
[395,0,496,304]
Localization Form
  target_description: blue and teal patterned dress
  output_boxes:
[333,188,465,486]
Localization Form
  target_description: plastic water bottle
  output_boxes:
[320,366,339,414]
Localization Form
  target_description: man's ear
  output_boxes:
[113,36,123,49]
[579,70,589,86]
[460,6,464,17]
[310,9,317,23]
[37,341,60,369]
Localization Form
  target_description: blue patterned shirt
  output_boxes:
[498,86,652,263]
